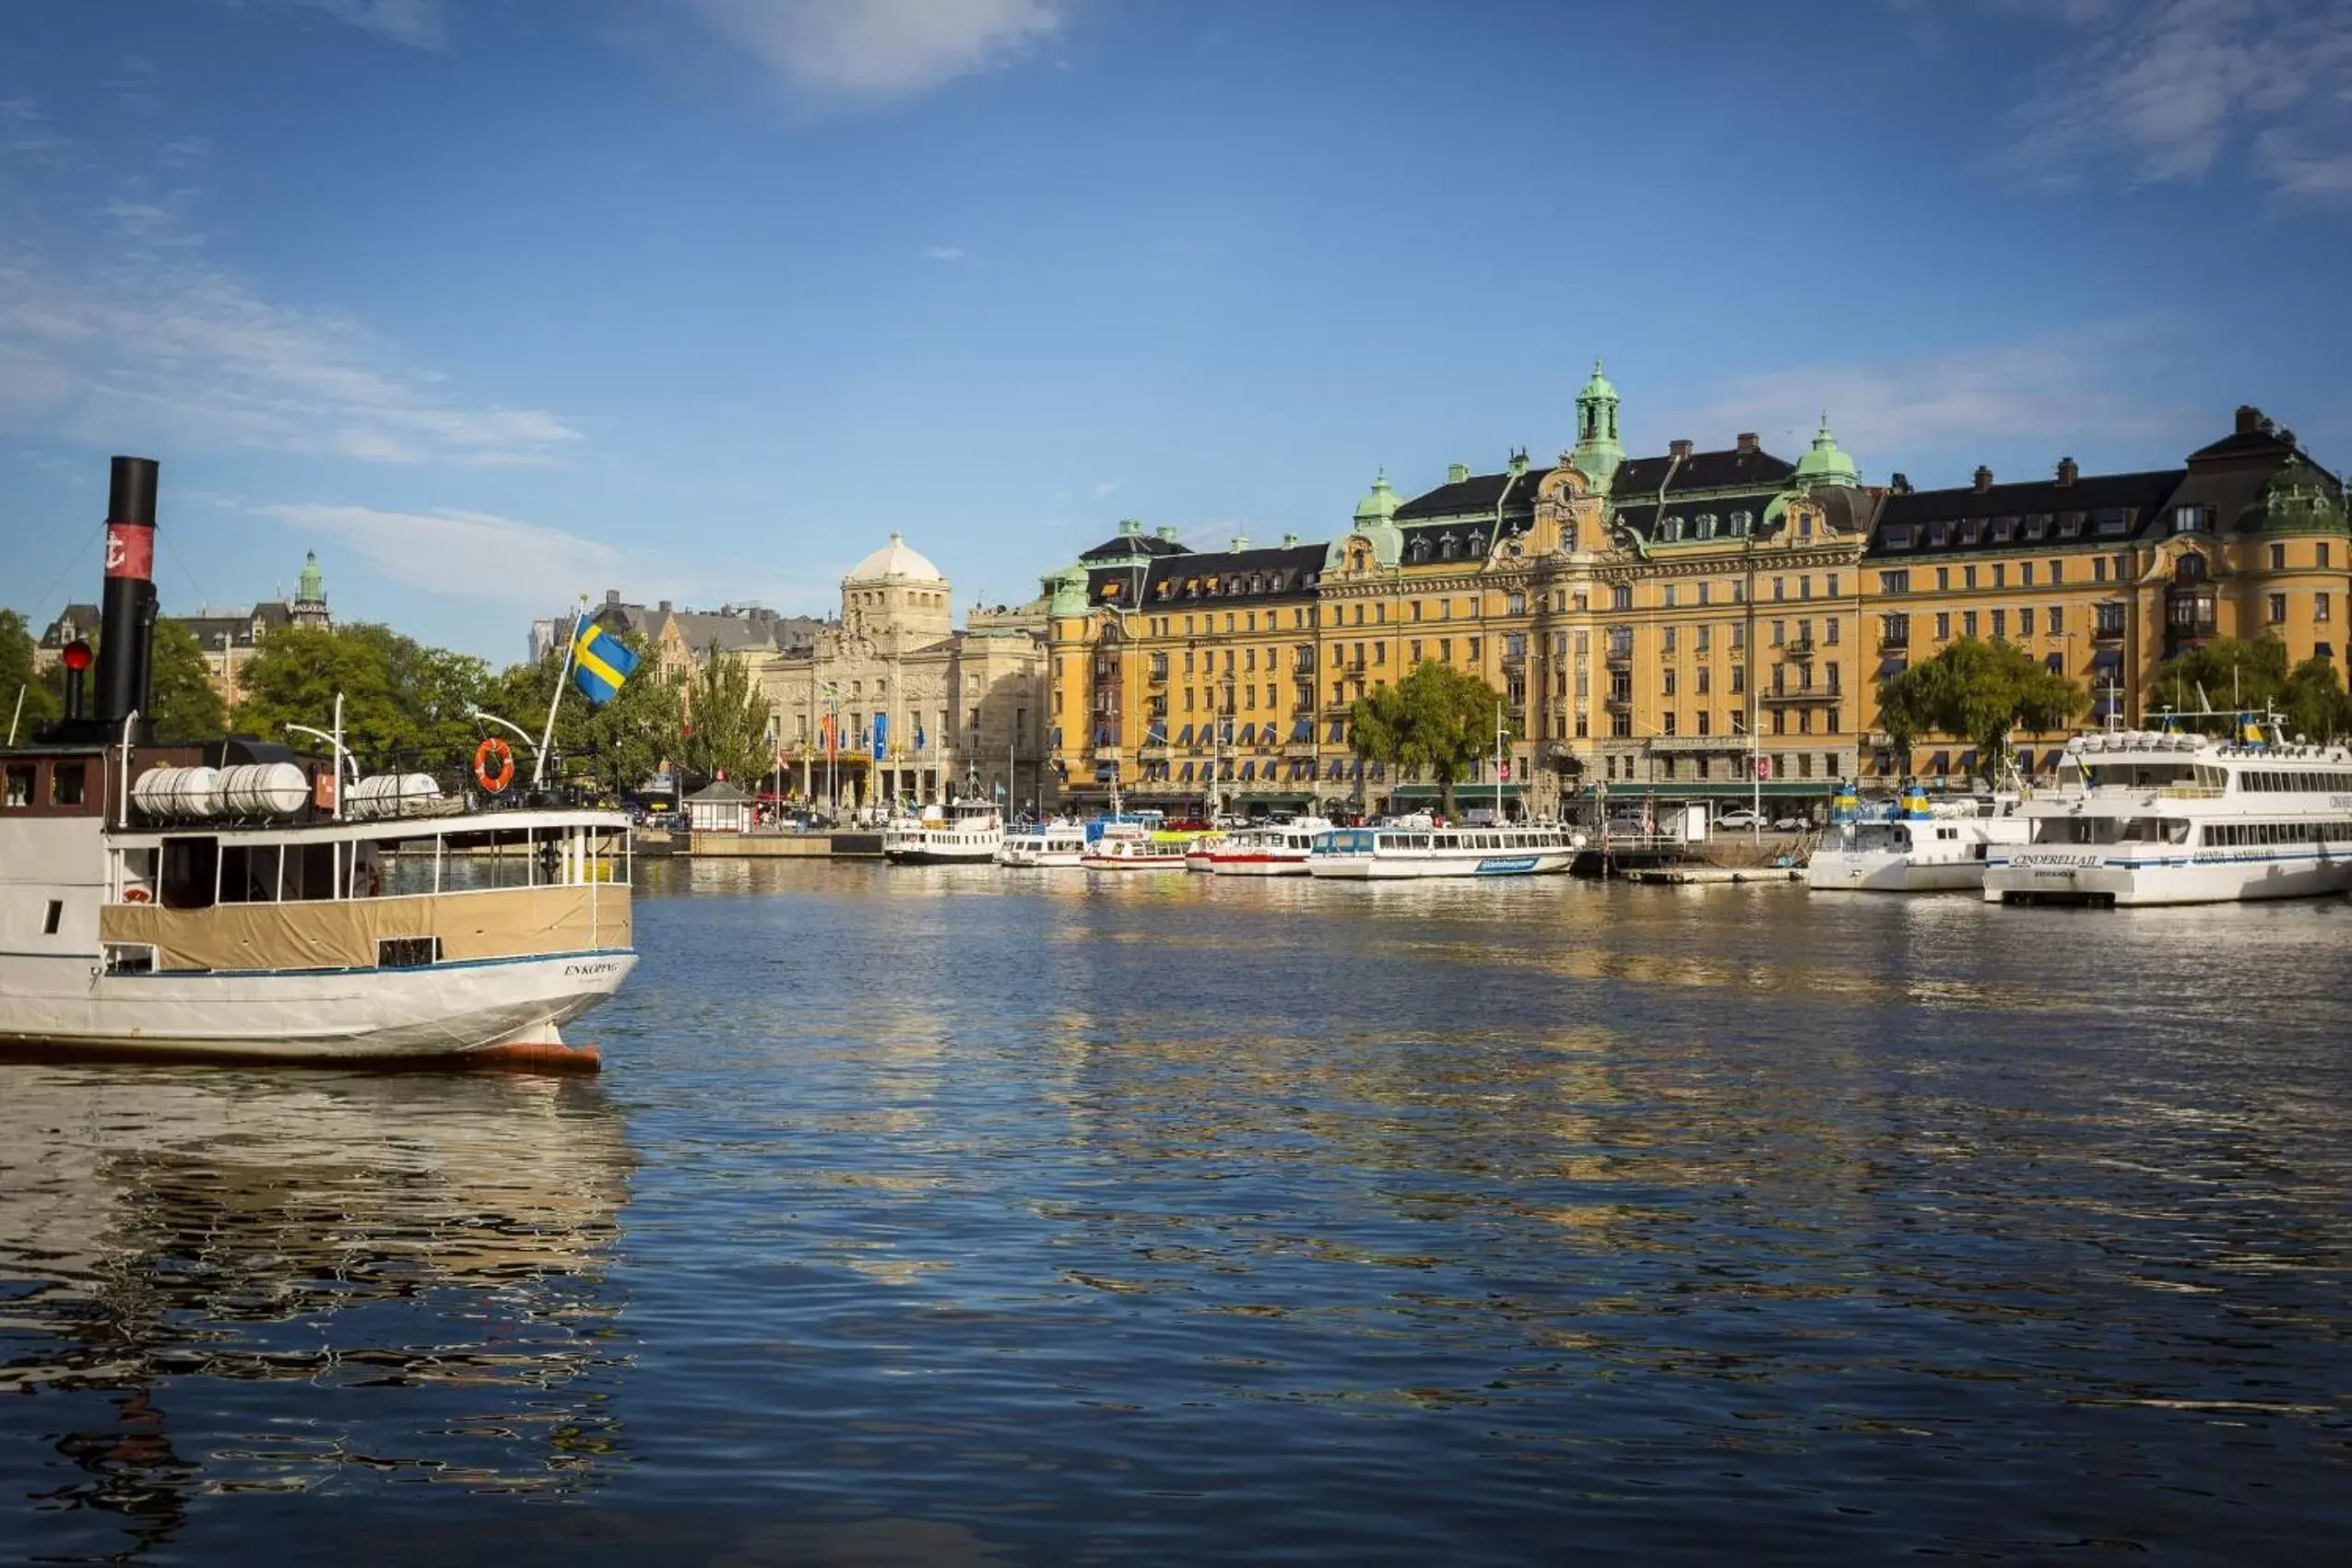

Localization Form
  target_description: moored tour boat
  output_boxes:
[1804,782,2030,893]
[1983,722,2352,907]
[1200,817,1333,876]
[1080,819,1198,871]
[1306,817,1579,879]
[0,458,638,1063]
[883,798,1003,865]
[997,819,1088,867]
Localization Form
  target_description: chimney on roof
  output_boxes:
[1282,532,1299,547]
[2236,405,2264,435]
[1230,534,1250,552]
[2055,456,2078,488]
[1972,465,1993,493]
[1735,431,1758,454]
[1118,518,1142,536]
[659,598,672,613]
[1448,462,1469,483]
[1508,448,1530,476]
[1669,439,1694,459]
[1156,525,1178,540]
[605,589,621,606]
[1890,473,1912,495]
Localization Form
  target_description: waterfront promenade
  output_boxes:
[2,863,2346,1564]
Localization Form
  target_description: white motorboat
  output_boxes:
[1984,721,2352,907]
[883,798,1003,864]
[0,457,635,1064]
[997,819,1088,867]
[1306,817,1580,878]
[1080,820,1197,870]
[1805,783,2030,893]
[1198,818,1333,876]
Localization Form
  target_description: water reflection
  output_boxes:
[0,1068,633,1561]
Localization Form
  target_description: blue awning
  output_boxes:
[1290,719,1312,742]
[1957,750,1978,772]
[1239,760,1256,781]
[1145,722,1166,744]
[1876,656,1907,678]
[1237,724,1257,745]
[2090,648,2124,671]
[1178,761,1194,781]
[1175,724,1193,746]
[2045,652,2063,672]
[2093,695,2122,718]
[1926,751,1949,773]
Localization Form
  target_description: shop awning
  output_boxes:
[1289,719,1313,742]
[2044,653,2064,672]
[2318,642,2335,661]
[1875,656,1907,678]
[1175,724,1193,746]
[1239,761,1256,781]
[1145,722,1166,745]
[1957,750,1978,772]
[2090,648,2124,671]
[1177,761,1194,781]
[1926,751,1949,773]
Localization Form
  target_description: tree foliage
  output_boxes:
[680,643,774,786]
[1348,660,1516,816]
[1875,636,2083,782]
[2280,657,2352,743]
[233,624,487,772]
[2149,636,2288,733]
[481,631,683,797]
[148,619,228,743]
[1,609,59,738]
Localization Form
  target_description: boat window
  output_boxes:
[3,764,31,808]
[378,936,443,969]
[49,761,86,807]
[219,843,287,904]
[42,899,62,935]
[159,836,219,910]
[101,942,156,975]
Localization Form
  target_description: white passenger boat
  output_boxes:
[1080,820,1197,871]
[997,819,1088,867]
[0,457,635,1064]
[883,798,1003,865]
[1306,817,1579,878]
[1984,723,2352,907]
[1199,818,1333,877]
[1805,783,2030,893]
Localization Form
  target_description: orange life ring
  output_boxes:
[474,737,515,794]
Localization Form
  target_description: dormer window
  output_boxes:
[1661,516,1684,542]
[2023,514,2050,540]
[2170,504,2207,534]
[1468,533,1485,555]
[1959,521,1982,545]
[2058,512,2086,537]
[1409,538,1430,563]
[1929,522,1952,546]
[1248,574,1264,594]
[2093,508,2130,536]
[1696,513,1717,539]
[1730,511,1752,536]
[1883,525,1912,549]
[1440,534,1460,560]
[1991,516,2017,542]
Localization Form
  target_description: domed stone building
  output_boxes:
[759,534,1051,814]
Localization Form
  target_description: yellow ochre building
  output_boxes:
[1040,371,2348,818]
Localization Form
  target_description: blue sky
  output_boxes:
[4,0,2348,664]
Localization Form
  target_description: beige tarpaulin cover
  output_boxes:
[100,887,631,973]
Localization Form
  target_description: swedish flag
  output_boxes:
[571,618,638,706]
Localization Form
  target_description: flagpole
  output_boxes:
[535,595,585,790]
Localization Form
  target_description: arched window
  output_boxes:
[1730,511,1753,536]
[1440,534,1460,560]
[2175,550,2208,583]
[1468,533,1485,555]
[1409,538,1430,562]
[1661,516,1684,542]
[1696,513,1717,538]
[1612,584,1633,610]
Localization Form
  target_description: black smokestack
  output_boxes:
[93,455,160,742]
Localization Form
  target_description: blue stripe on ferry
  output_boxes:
[1989,851,2346,869]
[106,948,635,981]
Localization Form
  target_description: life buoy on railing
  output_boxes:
[122,886,152,904]
[474,737,515,794]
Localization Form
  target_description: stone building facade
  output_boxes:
[41,551,333,710]
[758,535,1051,813]
[1042,370,2350,818]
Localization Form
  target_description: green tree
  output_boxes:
[1348,660,1515,817]
[234,623,487,772]
[1,609,60,739]
[2279,656,2352,743]
[1873,673,1926,777]
[680,643,774,787]
[1876,636,2084,783]
[482,631,683,797]
[2148,636,2291,732]
[148,619,228,743]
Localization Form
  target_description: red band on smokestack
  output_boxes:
[104,522,154,581]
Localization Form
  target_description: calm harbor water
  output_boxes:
[4,864,2350,1564]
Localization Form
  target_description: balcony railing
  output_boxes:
[1759,686,1829,703]
[1603,694,1633,713]
[2093,619,2127,642]
[1880,631,1909,650]
[1604,646,1635,666]
[1783,637,1815,660]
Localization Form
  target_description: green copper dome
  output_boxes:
[1571,356,1625,487]
[1578,357,1617,405]
[1353,469,1400,524]
[1793,413,1860,486]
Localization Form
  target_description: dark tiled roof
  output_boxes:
[1397,519,1520,563]
[1092,544,1327,609]
[171,615,263,648]
[2187,426,2299,466]
[1611,447,1794,499]
[1865,469,2182,559]
[1394,466,1553,523]
[1080,530,1192,563]
[39,604,100,647]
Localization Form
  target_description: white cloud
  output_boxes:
[925,244,966,261]
[0,186,585,467]
[263,503,625,607]
[683,0,1062,98]
[263,0,448,49]
[1991,0,2352,199]
[1090,477,1121,498]
[1649,329,2192,472]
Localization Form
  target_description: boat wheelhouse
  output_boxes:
[1197,818,1332,876]
[1983,725,2352,906]
[882,798,1004,865]
[1306,818,1579,879]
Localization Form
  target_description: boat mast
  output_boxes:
[1495,699,1504,823]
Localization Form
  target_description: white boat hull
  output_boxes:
[884,843,1000,865]
[1985,848,2352,906]
[0,948,636,1061]
[1804,852,1986,893]
[1206,854,1312,877]
[1308,849,1574,879]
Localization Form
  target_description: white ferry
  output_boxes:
[1080,820,1198,871]
[0,457,634,1064]
[882,798,1003,865]
[1306,817,1580,879]
[997,819,1088,867]
[1198,818,1333,877]
[1805,783,2031,894]
[1984,724,2352,907]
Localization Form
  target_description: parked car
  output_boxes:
[1772,815,1810,832]
[1714,808,1766,830]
